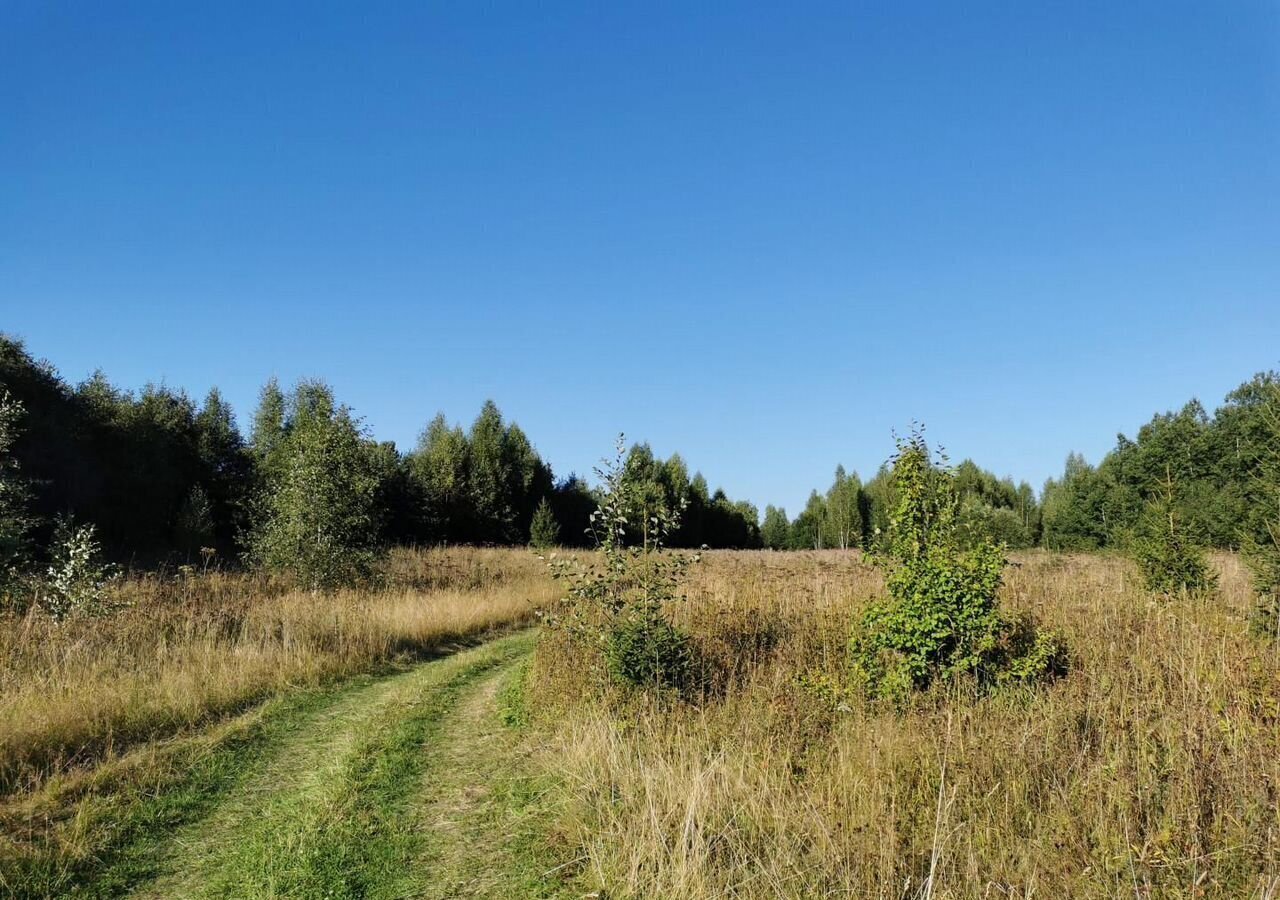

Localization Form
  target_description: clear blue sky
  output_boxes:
[3,2,1278,517]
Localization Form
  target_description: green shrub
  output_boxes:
[849,428,1067,705]
[604,612,693,693]
[541,437,698,694]
[39,516,119,622]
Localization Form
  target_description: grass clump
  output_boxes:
[849,428,1067,703]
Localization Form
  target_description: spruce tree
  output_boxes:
[1244,382,1280,639]
[1131,468,1217,599]
[529,497,560,548]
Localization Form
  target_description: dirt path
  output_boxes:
[126,630,559,899]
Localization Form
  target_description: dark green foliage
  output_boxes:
[849,428,1067,705]
[622,443,761,549]
[529,497,560,548]
[548,474,596,548]
[604,613,694,693]
[760,504,790,550]
[1131,471,1218,599]
[787,457,1034,553]
[174,484,215,558]
[790,490,828,549]
[958,498,1034,550]
[407,402,553,544]
[0,389,32,601]
[1043,378,1280,552]
[0,335,252,564]
[193,387,252,556]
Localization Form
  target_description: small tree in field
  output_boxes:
[40,516,118,622]
[529,497,560,548]
[540,436,697,693]
[850,427,1067,704]
[1131,468,1217,599]
[250,381,382,590]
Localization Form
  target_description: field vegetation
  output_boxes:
[0,547,551,896]
[531,549,1280,898]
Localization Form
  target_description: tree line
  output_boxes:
[761,458,1041,552]
[0,335,762,582]
[1040,372,1279,552]
[3,332,1278,585]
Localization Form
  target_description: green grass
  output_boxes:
[2,630,564,900]
[3,680,373,899]
[397,655,576,899]
[136,630,541,899]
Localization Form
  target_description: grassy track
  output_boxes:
[395,656,570,899]
[4,629,570,899]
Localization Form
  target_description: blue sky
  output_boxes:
[3,2,1278,517]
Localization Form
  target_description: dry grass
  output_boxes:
[532,550,1280,898]
[7,546,1278,897]
[0,546,553,797]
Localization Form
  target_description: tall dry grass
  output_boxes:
[0,546,553,796]
[532,550,1280,898]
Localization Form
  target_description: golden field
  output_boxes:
[531,549,1280,898]
[2,547,1278,898]
[0,546,551,797]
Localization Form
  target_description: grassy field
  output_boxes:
[0,547,554,896]
[531,549,1280,898]
[2,547,1278,898]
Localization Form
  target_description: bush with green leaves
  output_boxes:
[39,516,119,622]
[849,428,1067,704]
[540,436,698,694]
[529,496,560,548]
[1130,470,1218,599]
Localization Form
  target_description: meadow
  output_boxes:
[2,546,1278,898]
[0,547,553,895]
[532,548,1279,898]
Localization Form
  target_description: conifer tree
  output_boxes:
[1131,468,1217,599]
[1244,382,1280,639]
[529,497,560,548]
